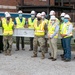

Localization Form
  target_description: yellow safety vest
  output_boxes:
[2,18,14,35]
[59,22,64,34]
[34,20,45,36]
[61,21,73,38]
[48,20,58,38]
[15,17,26,28]
[28,18,36,29]
[43,19,48,25]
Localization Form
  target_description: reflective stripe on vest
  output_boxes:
[61,22,73,38]
[48,20,58,38]
[2,18,14,35]
[34,20,45,36]
[16,17,26,28]
[28,18,36,29]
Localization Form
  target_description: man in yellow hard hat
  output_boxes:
[2,12,14,56]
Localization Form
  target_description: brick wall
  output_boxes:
[0,0,55,6]
[0,0,21,12]
[24,0,54,6]
[24,0,48,6]
[0,0,20,6]
[0,0,55,12]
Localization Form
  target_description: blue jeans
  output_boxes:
[61,39,65,55]
[62,36,72,59]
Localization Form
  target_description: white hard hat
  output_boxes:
[36,13,41,18]
[41,12,46,16]
[31,10,36,14]
[18,10,23,14]
[5,12,11,17]
[60,13,65,17]
[50,16,56,20]
[64,14,70,19]
[49,10,55,15]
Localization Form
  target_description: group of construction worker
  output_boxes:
[0,10,73,62]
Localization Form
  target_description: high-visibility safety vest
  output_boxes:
[42,19,48,25]
[60,21,73,38]
[2,18,14,36]
[48,20,58,38]
[28,18,36,29]
[15,17,26,28]
[59,22,64,34]
[34,20,45,36]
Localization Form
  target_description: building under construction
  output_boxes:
[0,0,75,21]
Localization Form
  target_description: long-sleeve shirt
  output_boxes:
[66,24,73,36]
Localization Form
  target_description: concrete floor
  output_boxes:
[0,44,75,75]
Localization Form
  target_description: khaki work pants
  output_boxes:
[48,38,58,59]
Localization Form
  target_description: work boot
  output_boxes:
[41,52,45,59]
[31,52,37,58]
[7,50,11,56]
[4,50,8,56]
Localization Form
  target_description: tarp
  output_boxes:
[0,12,31,18]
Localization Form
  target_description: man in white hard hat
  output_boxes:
[49,10,55,16]
[15,10,26,51]
[40,11,48,53]
[60,12,66,58]
[27,10,36,51]
[49,10,60,25]
[31,13,46,59]
[47,15,59,61]
[60,14,73,62]
[1,12,14,55]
